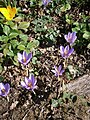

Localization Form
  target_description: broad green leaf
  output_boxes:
[33,40,39,47]
[17,44,25,50]
[13,16,22,22]
[3,25,10,35]
[18,22,30,31]
[27,40,39,51]
[19,34,28,41]
[3,48,9,57]
[1,35,9,42]
[72,27,80,32]
[5,21,17,29]
[7,50,14,57]
[83,31,90,39]
[27,42,34,50]
[9,32,19,39]
[13,56,19,66]
[10,40,19,48]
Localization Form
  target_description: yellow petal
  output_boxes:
[0,6,17,20]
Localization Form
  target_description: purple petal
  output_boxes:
[60,46,64,57]
[4,83,10,94]
[17,53,23,63]
[23,51,27,60]
[65,45,69,52]
[21,81,27,88]
[0,90,2,96]
[27,52,32,60]
[0,83,5,90]
[71,32,77,43]
[68,32,71,38]
[25,77,29,85]
[26,52,32,64]
[0,83,10,96]
[64,35,68,41]
[29,74,35,85]
[43,0,51,6]
[68,48,74,56]
[58,65,62,72]
[60,69,65,75]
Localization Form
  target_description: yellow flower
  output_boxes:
[0,6,17,20]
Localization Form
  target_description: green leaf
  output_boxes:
[83,31,90,39]
[50,34,54,40]
[27,40,39,51]
[0,36,2,41]
[9,32,19,39]
[3,48,9,57]
[19,34,28,41]
[13,56,19,66]
[32,57,37,64]
[1,35,9,42]
[18,22,30,31]
[17,44,25,50]
[60,3,71,12]
[63,92,71,100]
[71,95,77,103]
[51,99,59,108]
[3,25,10,35]
[5,21,17,29]
[72,27,80,32]
[10,40,19,48]
[33,40,39,47]
[87,43,90,49]
[7,50,14,57]
[58,98,63,105]
[0,65,3,73]
[13,16,22,22]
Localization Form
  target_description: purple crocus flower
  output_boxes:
[17,51,32,65]
[21,74,37,91]
[64,32,77,45]
[0,83,10,97]
[60,45,74,59]
[51,65,65,76]
[42,0,51,6]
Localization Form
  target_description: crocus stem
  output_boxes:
[62,80,65,91]
[25,65,28,77]
[7,96,9,102]
[64,58,68,68]
[58,75,61,89]
[58,75,62,97]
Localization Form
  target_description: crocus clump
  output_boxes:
[17,51,32,65]
[51,65,65,76]
[60,45,74,59]
[64,32,77,45]
[42,0,51,6]
[0,83,10,97]
[21,74,37,91]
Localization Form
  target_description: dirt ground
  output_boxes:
[0,46,90,120]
